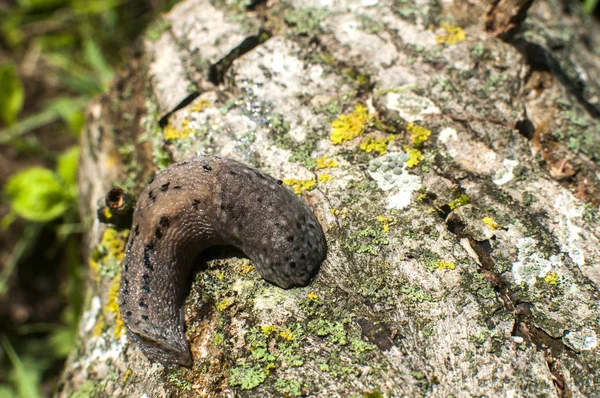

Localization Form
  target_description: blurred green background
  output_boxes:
[0,0,598,397]
[0,1,178,396]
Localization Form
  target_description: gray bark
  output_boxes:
[59,0,600,396]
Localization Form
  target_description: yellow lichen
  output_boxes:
[237,259,254,275]
[103,208,113,220]
[107,275,124,338]
[103,228,126,259]
[436,23,466,45]
[330,105,371,145]
[216,297,234,311]
[164,119,194,140]
[315,155,338,170]
[279,329,295,341]
[330,208,349,218]
[377,215,397,233]
[307,292,319,300]
[318,174,333,183]
[404,146,423,168]
[544,271,558,285]
[283,178,317,194]
[407,123,431,147]
[261,325,279,335]
[359,136,394,155]
[482,217,500,230]
[93,314,105,337]
[190,98,211,112]
[437,261,456,271]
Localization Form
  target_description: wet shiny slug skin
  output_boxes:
[119,156,327,366]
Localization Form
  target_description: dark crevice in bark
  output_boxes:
[442,202,575,398]
[207,28,272,85]
[512,39,600,119]
[158,92,200,128]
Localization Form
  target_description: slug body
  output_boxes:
[119,156,327,366]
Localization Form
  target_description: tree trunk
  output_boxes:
[59,0,600,396]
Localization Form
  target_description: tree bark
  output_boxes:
[59,0,600,396]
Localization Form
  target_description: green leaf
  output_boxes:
[4,167,69,222]
[0,63,25,126]
[0,385,16,398]
[83,39,114,89]
[57,146,80,185]
[2,335,43,398]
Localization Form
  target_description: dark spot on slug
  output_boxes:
[290,262,296,268]
[287,236,294,242]
[142,274,150,282]
[143,244,154,270]
[134,225,140,236]
[159,216,169,228]
[203,164,212,172]
[125,311,132,316]
[277,180,283,185]
[160,182,170,192]
[174,185,182,190]
[148,190,156,202]
[300,254,306,260]
[142,286,150,293]
[155,228,162,239]
[296,222,302,229]
[229,171,237,176]
[139,300,147,308]
[192,199,201,210]
[142,315,149,320]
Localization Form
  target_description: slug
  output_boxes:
[118,155,327,366]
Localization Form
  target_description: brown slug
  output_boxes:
[118,155,327,366]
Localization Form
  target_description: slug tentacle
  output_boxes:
[119,156,327,366]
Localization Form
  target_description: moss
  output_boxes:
[448,194,470,210]
[229,364,267,390]
[145,18,171,41]
[283,8,328,36]
[70,379,108,398]
[343,226,390,256]
[330,105,371,145]
[399,284,436,303]
[274,378,302,397]
[288,134,318,170]
[167,369,192,391]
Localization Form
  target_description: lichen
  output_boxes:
[315,155,338,170]
[360,136,395,155]
[283,178,317,194]
[435,23,466,45]
[482,217,500,230]
[318,173,333,183]
[436,261,456,271]
[330,105,371,145]
[407,123,431,147]
[404,146,423,168]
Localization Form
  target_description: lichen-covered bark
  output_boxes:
[59,0,600,396]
